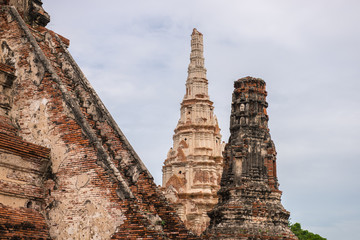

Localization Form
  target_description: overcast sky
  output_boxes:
[43,1,360,239]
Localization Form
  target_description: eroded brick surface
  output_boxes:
[0,2,197,239]
[203,77,297,240]
[0,2,297,239]
[0,204,51,239]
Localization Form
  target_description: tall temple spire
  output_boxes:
[204,76,297,239]
[162,29,224,236]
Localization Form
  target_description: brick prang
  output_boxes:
[203,77,298,240]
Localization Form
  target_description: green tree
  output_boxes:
[290,222,326,240]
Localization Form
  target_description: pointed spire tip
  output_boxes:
[192,28,203,36]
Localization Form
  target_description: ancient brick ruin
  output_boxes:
[162,29,224,235]
[203,77,297,239]
[0,1,297,239]
[0,1,198,239]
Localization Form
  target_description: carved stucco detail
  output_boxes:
[162,29,224,235]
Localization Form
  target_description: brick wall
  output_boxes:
[0,5,198,239]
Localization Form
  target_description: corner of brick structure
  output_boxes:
[2,0,50,26]
[0,4,198,239]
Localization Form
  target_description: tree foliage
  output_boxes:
[290,222,326,240]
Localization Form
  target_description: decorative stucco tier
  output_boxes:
[203,77,297,240]
[162,29,224,235]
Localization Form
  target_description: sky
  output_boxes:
[43,1,360,239]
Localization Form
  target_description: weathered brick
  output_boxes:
[0,2,197,239]
[203,77,297,239]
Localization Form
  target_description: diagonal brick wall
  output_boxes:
[0,5,198,239]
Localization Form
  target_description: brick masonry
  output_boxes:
[0,2,198,239]
[203,77,298,239]
[0,1,297,239]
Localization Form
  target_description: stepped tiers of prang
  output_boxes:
[203,77,297,239]
[162,28,224,235]
[0,1,297,239]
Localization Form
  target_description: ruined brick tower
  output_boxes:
[162,29,224,235]
[204,77,297,239]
